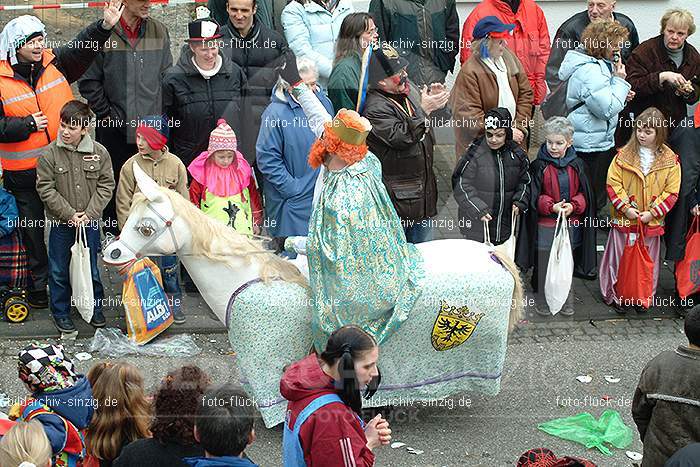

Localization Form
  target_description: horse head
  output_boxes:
[102,163,192,270]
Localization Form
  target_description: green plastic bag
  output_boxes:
[537,410,634,456]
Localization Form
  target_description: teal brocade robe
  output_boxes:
[307,151,424,351]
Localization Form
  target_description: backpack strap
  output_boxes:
[292,393,343,435]
[568,100,585,114]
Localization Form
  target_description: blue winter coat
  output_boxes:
[0,187,18,238]
[558,50,631,153]
[281,0,354,84]
[256,87,334,237]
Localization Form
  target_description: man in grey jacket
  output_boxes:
[632,307,700,467]
[79,0,172,234]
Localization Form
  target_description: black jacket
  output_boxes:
[220,19,289,163]
[664,119,700,262]
[162,47,246,167]
[452,137,530,244]
[363,85,438,222]
[0,20,112,144]
[632,346,700,467]
[114,438,205,467]
[546,11,638,94]
[78,18,173,143]
[516,148,597,286]
[369,0,459,86]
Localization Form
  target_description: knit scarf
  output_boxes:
[191,55,222,79]
[481,56,516,123]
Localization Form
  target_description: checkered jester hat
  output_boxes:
[18,343,78,393]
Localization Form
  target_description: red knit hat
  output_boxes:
[136,115,169,151]
[208,119,238,153]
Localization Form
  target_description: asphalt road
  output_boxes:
[0,320,684,467]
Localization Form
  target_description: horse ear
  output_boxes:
[133,161,163,203]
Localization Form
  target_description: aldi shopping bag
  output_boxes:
[545,211,573,315]
[614,225,654,308]
[122,258,173,345]
[675,216,700,299]
[69,225,94,323]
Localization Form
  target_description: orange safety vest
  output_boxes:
[0,49,73,171]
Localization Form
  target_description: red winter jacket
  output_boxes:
[280,354,375,467]
[459,0,550,104]
[537,164,586,227]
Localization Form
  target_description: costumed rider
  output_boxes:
[279,54,423,352]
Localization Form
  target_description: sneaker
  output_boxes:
[54,316,77,335]
[611,300,627,314]
[90,310,106,328]
[560,305,575,316]
[534,303,551,317]
[27,289,48,308]
[172,306,186,324]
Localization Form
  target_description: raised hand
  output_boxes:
[103,0,124,30]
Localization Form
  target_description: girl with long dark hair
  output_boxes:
[328,13,378,112]
[280,325,391,466]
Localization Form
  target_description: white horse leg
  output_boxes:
[226,280,313,427]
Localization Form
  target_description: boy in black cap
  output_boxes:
[452,107,530,245]
[361,42,449,243]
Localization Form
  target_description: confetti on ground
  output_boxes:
[576,375,592,384]
[390,442,406,449]
[626,451,643,461]
[74,352,93,361]
[604,375,621,383]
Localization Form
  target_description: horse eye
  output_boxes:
[138,225,155,237]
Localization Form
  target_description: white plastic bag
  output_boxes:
[69,224,94,323]
[495,211,518,260]
[545,210,574,315]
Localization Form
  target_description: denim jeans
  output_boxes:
[152,256,182,315]
[404,219,434,244]
[48,223,104,319]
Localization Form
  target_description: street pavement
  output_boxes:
[0,319,683,466]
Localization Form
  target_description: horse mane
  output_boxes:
[130,189,308,289]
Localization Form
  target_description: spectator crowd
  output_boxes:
[0,0,698,465]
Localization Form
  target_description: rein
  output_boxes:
[107,203,279,260]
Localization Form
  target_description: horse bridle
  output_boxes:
[107,203,180,261]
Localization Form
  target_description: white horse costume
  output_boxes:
[103,91,524,428]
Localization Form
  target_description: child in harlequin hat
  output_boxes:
[116,115,187,324]
[188,119,263,236]
[9,343,94,465]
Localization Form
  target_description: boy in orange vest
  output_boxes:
[0,2,122,309]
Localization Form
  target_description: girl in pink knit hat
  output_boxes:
[187,119,263,235]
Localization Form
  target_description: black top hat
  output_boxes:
[367,42,409,84]
[187,18,222,42]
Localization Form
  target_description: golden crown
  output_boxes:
[328,111,371,146]
[439,300,484,324]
